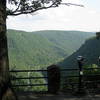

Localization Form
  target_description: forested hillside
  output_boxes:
[58,37,100,69]
[7,29,94,70]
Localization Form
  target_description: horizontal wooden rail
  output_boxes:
[11,76,48,80]
[84,67,100,70]
[83,74,100,77]
[62,82,79,85]
[10,69,47,72]
[61,68,100,71]
[61,68,79,71]
[12,84,48,87]
[9,67,100,73]
[9,68,100,92]
[62,75,79,78]
[85,80,100,83]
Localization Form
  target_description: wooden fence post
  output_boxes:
[47,65,60,94]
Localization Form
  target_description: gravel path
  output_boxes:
[17,92,100,100]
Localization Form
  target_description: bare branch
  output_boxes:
[12,1,21,13]
[7,0,59,16]
[7,4,57,16]
[7,0,84,16]
[61,3,84,7]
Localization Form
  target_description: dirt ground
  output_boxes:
[17,92,100,100]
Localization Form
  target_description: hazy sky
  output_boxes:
[7,0,100,32]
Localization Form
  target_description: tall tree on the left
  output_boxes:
[0,0,17,99]
[0,0,62,99]
[0,0,16,100]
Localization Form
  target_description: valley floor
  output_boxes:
[17,92,100,100]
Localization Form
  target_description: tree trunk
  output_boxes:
[0,1,17,100]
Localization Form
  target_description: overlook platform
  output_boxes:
[17,92,100,100]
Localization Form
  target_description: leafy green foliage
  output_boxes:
[59,36,100,69]
[84,64,99,75]
[7,29,94,70]
[82,64,100,90]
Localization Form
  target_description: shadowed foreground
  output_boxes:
[17,92,100,100]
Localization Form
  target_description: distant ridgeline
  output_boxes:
[7,29,94,70]
[58,36,100,69]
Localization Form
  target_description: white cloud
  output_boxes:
[7,0,100,32]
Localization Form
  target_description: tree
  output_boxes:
[0,0,83,99]
[96,32,100,40]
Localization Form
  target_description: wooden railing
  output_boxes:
[10,69,48,88]
[10,67,100,94]
[9,56,100,94]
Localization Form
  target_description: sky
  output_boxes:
[7,0,100,32]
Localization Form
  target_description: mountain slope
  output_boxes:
[58,37,100,69]
[7,29,94,70]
